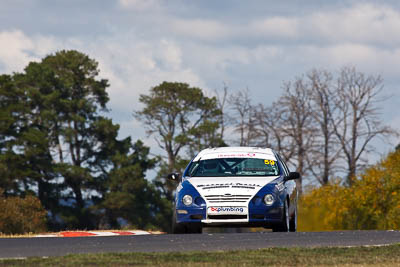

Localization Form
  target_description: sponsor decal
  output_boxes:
[210,207,243,212]
[264,159,275,165]
[217,153,256,158]
[197,182,262,189]
[275,182,285,192]
[208,206,247,215]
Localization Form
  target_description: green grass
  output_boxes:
[1,244,400,266]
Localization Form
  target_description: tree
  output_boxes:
[19,50,114,228]
[0,74,26,195]
[253,103,293,158]
[135,82,222,200]
[214,84,230,142]
[228,88,258,146]
[0,50,139,229]
[331,66,393,186]
[307,70,341,185]
[0,70,58,206]
[253,67,394,188]
[0,50,171,231]
[101,140,163,230]
[276,78,317,194]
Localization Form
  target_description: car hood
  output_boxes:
[186,176,279,206]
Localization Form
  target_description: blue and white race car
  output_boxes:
[168,147,300,234]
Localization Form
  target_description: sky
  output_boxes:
[1,0,399,161]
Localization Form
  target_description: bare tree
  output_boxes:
[275,77,317,195]
[331,66,393,186]
[220,67,395,190]
[307,70,342,185]
[252,104,274,148]
[229,88,258,146]
[253,103,294,160]
[214,84,230,143]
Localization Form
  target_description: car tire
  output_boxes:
[272,199,289,232]
[186,224,202,234]
[171,211,186,234]
[289,204,297,232]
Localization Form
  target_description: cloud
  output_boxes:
[306,4,400,46]
[281,43,400,80]
[0,30,37,73]
[1,2,400,159]
[159,39,182,70]
[249,17,299,38]
[0,29,204,118]
[165,3,400,47]
[168,16,300,42]
[84,36,204,114]
[118,0,161,11]
[170,18,232,41]
[0,30,69,74]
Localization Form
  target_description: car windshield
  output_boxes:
[186,158,280,177]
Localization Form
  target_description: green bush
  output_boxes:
[0,192,47,234]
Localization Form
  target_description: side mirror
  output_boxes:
[284,172,301,182]
[167,172,181,181]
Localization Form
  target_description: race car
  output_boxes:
[168,147,300,234]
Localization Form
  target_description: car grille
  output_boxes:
[204,195,252,203]
[208,215,247,220]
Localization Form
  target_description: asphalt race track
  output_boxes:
[1,231,400,258]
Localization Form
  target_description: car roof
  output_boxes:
[192,147,276,161]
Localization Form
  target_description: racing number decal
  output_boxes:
[264,159,275,165]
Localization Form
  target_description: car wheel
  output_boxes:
[171,211,186,234]
[272,199,289,232]
[289,204,297,232]
[186,224,202,234]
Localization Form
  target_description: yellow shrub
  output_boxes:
[299,150,400,231]
[0,193,47,234]
[298,182,349,231]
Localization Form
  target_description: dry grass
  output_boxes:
[1,244,400,266]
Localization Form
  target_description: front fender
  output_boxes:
[174,180,206,223]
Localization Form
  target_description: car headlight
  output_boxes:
[182,195,193,206]
[264,194,274,206]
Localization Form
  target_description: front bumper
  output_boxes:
[175,205,284,227]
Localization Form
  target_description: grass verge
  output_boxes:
[1,244,400,266]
